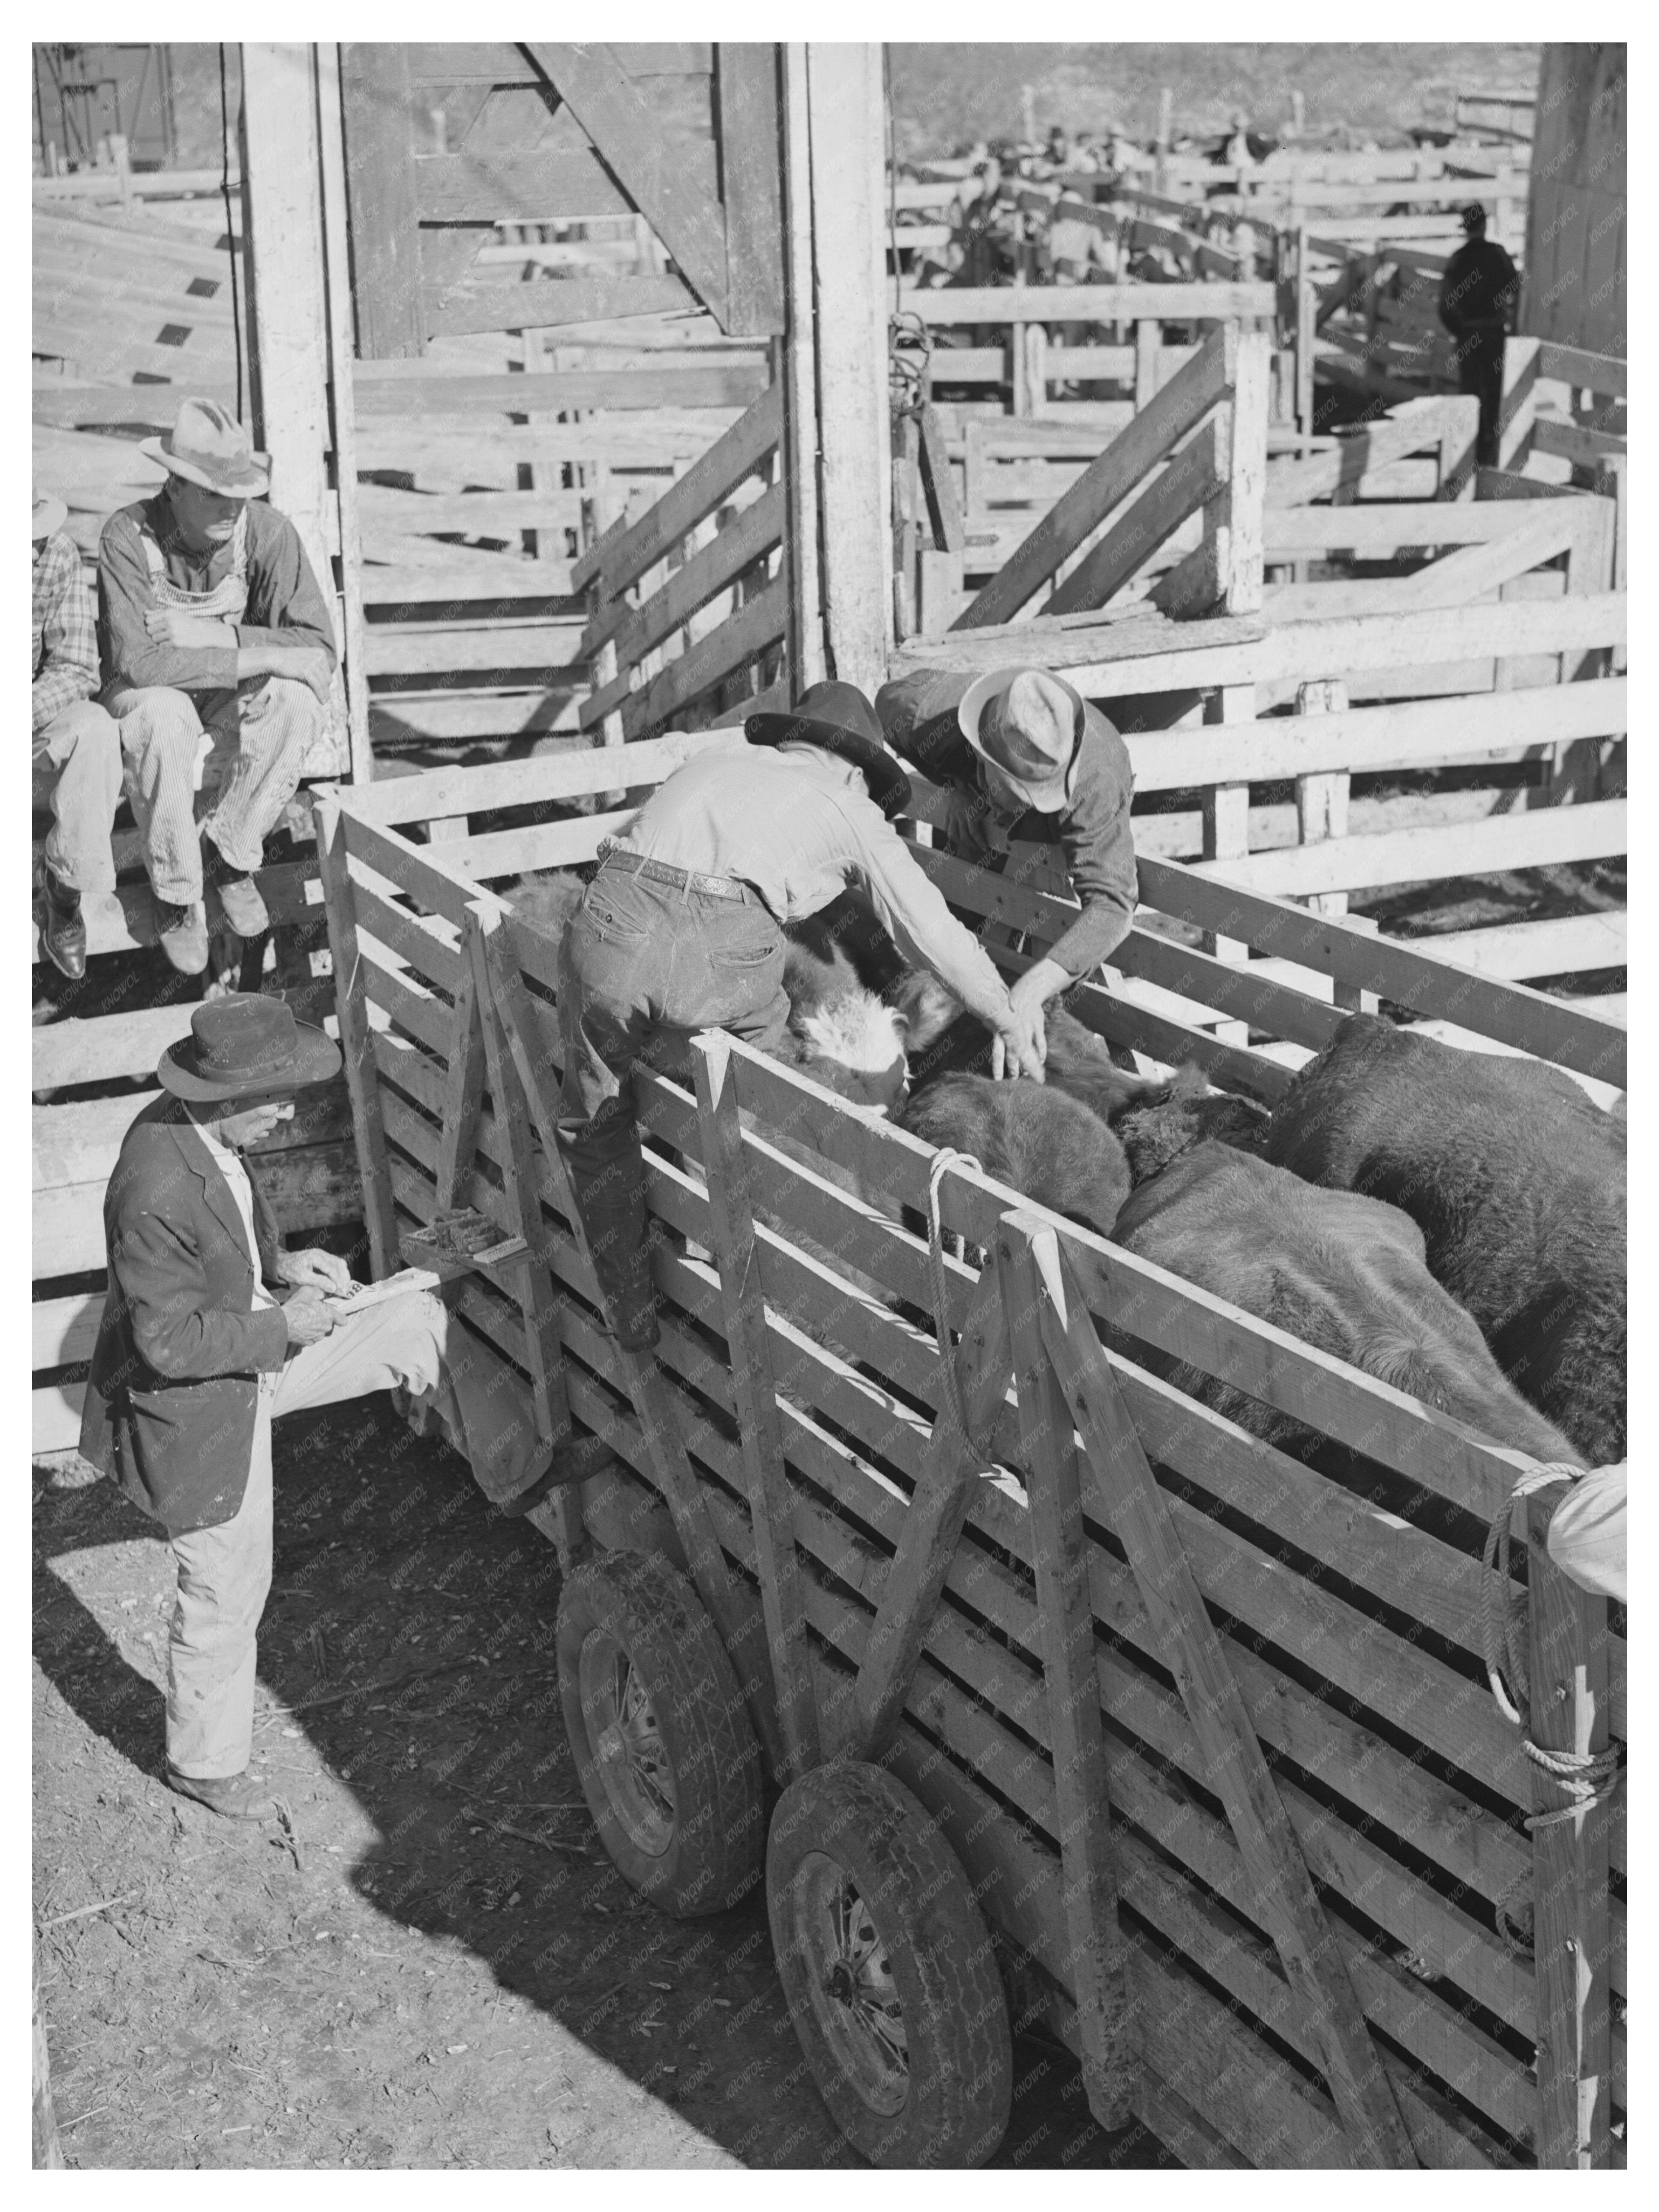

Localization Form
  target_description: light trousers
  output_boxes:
[31,698,123,894]
[166,1291,448,1778]
[105,675,324,905]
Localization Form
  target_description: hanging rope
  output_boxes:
[925,1148,984,1444]
[1481,1460,1625,1957]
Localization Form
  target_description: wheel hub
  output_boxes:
[826,1960,857,2006]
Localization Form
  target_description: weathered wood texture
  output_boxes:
[318,758,1625,2166]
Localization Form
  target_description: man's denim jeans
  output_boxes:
[555,866,788,1348]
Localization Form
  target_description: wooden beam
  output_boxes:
[240,46,337,610]
[426,276,698,337]
[1022,1218,1417,2169]
[313,797,402,1277]
[998,1223,1134,2133]
[1523,1494,1615,2166]
[573,382,781,595]
[1043,412,1228,617]
[806,41,891,697]
[339,43,425,357]
[413,146,633,221]
[523,44,731,329]
[716,45,785,336]
[690,1033,820,1779]
[900,281,1275,321]
[844,1268,1011,1761]
[316,42,372,784]
[353,364,769,420]
[1135,853,1627,1088]
[780,41,824,690]
[956,322,1236,629]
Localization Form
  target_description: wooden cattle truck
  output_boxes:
[316,712,1625,2169]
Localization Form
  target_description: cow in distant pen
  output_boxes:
[1262,1014,1626,1464]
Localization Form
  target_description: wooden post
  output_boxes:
[315,42,372,785]
[1523,1496,1614,2167]
[1498,334,1540,473]
[1295,679,1349,920]
[1023,320,1048,419]
[1200,686,1254,1036]
[312,795,400,1279]
[690,1033,821,1780]
[805,42,891,698]
[240,47,337,669]
[1134,316,1159,409]
[338,43,425,359]
[781,42,825,692]
[845,1268,1010,1763]
[998,1219,1134,2132]
[1295,226,1315,454]
[1025,1219,1418,2169]
[465,906,572,1483]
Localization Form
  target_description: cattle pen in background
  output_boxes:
[34,39,1626,2173]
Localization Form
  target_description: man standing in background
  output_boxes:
[1439,204,1520,468]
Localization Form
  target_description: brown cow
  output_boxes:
[1110,1140,1584,1465]
[1262,1014,1625,1464]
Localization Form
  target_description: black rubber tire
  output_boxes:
[556,1549,764,1915]
[767,1760,1013,2167]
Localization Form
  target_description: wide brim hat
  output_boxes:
[140,396,270,499]
[747,681,913,820]
[158,992,341,1101]
[33,485,68,540]
[957,665,1084,814]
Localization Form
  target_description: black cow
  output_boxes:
[1262,1015,1625,1464]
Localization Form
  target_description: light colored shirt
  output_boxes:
[1545,1463,1626,1602]
[187,1107,278,1313]
[614,744,1014,1030]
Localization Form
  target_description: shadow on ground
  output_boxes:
[33,1395,1170,2170]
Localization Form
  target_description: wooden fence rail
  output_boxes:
[315,757,1624,2166]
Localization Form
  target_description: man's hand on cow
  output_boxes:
[277,1248,354,1297]
[994,1001,1047,1084]
[144,608,237,649]
[280,1287,337,1346]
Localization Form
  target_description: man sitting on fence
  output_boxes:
[33,484,121,981]
[97,398,337,976]
[79,995,542,1821]
[1439,204,1520,471]
[555,682,1042,1355]
[875,663,1138,1072]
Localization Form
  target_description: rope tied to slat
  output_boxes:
[1482,1461,1625,1958]
[925,1148,984,1445]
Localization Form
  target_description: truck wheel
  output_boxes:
[557,1549,764,1915]
[767,1760,1013,2167]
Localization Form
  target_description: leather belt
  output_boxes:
[595,841,759,905]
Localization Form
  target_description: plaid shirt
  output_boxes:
[32,528,100,735]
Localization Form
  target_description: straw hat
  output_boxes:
[32,484,68,541]
[140,397,270,498]
[956,666,1084,814]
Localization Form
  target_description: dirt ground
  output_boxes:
[33,1398,1170,2173]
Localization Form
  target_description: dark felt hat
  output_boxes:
[158,993,341,1102]
[746,681,913,819]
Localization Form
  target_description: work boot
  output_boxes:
[36,867,86,981]
[203,834,269,938]
[154,897,209,976]
[166,1766,278,1821]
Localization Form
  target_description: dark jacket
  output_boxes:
[1438,237,1519,339]
[875,667,1139,979]
[97,489,337,698]
[79,1094,291,1536]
